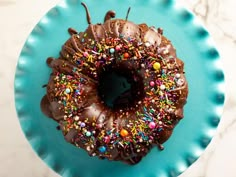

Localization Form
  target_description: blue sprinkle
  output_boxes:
[114,141,119,145]
[80,78,85,83]
[86,131,92,137]
[65,88,70,94]
[98,146,107,153]
[72,67,77,72]
[143,117,148,121]
[106,130,111,135]
[75,89,80,95]
[80,122,86,127]
[109,48,115,54]
[144,114,152,120]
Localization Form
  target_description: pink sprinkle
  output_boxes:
[155,80,160,85]
[149,122,156,129]
[149,81,155,87]
[96,124,103,128]
[104,136,110,143]
[115,45,121,51]
[83,52,89,57]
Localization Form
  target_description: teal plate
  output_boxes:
[14,0,225,177]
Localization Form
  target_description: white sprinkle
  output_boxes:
[86,146,91,151]
[118,142,124,147]
[91,50,100,55]
[150,26,157,33]
[160,84,166,90]
[138,42,143,46]
[145,42,151,47]
[176,73,181,78]
[163,49,169,54]
[165,94,169,102]
[168,108,174,113]
[177,78,185,86]
[167,44,171,49]
[74,116,79,121]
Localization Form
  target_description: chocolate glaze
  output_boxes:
[41,4,188,165]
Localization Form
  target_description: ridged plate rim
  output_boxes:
[14,0,225,177]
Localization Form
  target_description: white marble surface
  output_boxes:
[1,0,236,176]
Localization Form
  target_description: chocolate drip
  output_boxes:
[81,2,91,24]
[68,28,78,35]
[71,35,83,53]
[125,7,131,21]
[104,10,116,22]
[40,95,53,118]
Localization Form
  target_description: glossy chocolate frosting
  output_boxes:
[41,4,188,165]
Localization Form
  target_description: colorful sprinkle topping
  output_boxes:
[49,34,186,160]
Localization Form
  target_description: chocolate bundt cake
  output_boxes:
[41,3,188,165]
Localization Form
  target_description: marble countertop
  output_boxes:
[1,0,236,176]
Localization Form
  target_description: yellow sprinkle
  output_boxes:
[66,94,70,101]
[138,124,144,132]
[68,86,73,92]
[87,55,94,62]
[131,126,137,135]
[153,62,161,70]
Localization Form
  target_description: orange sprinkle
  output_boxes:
[120,129,129,137]
[123,52,129,58]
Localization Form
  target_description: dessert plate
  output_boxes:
[14,0,225,176]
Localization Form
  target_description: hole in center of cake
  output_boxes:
[97,63,145,110]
